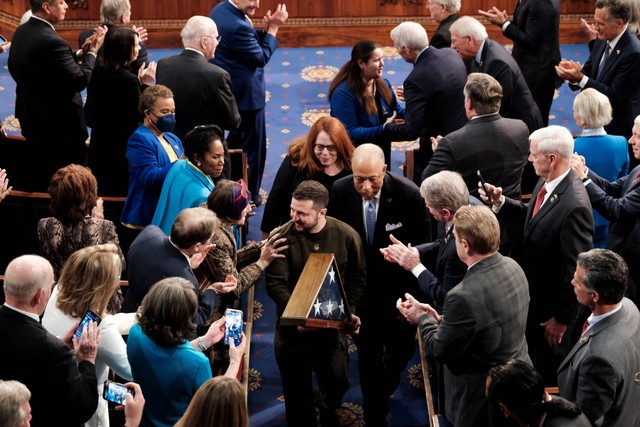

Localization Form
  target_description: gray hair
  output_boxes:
[634,115,640,125]
[432,0,461,13]
[0,381,31,427]
[390,22,430,52]
[573,88,613,129]
[3,255,53,303]
[352,143,386,167]
[181,16,217,48]
[595,0,632,23]
[100,0,131,24]
[529,126,574,159]
[420,171,469,213]
[577,249,628,304]
[450,16,488,41]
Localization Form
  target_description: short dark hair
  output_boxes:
[100,26,138,71]
[577,249,628,304]
[596,0,631,23]
[30,0,49,14]
[206,179,250,221]
[48,164,98,222]
[137,277,197,346]
[170,207,219,249]
[139,84,173,115]
[464,73,503,115]
[183,125,225,164]
[292,180,329,211]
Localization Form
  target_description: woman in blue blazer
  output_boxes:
[329,40,404,166]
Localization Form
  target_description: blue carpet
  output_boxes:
[0,43,590,426]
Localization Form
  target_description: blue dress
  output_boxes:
[152,159,215,235]
[574,131,629,247]
[127,324,211,427]
[121,125,184,227]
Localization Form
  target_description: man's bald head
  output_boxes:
[3,255,54,306]
[351,144,387,200]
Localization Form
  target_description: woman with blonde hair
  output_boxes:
[174,377,248,427]
[42,244,135,427]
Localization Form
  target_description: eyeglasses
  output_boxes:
[203,35,222,42]
[313,144,338,153]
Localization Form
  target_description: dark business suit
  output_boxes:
[500,171,594,385]
[8,17,96,191]
[503,0,561,126]
[78,25,149,75]
[385,47,467,184]
[430,14,459,49]
[471,39,543,133]
[122,225,217,331]
[579,28,640,140]
[586,165,640,304]
[0,306,98,427]
[332,172,431,425]
[210,0,279,201]
[419,252,531,427]
[558,298,640,427]
[157,49,241,141]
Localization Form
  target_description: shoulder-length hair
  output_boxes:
[175,377,248,427]
[292,116,355,177]
[328,40,393,116]
[56,244,122,317]
[100,26,138,71]
[137,277,197,347]
[47,164,98,223]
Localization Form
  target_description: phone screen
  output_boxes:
[103,380,133,405]
[74,310,101,341]
[225,308,243,346]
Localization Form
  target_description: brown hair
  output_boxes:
[56,244,122,317]
[291,116,354,177]
[175,377,248,427]
[453,205,500,255]
[137,277,197,347]
[170,207,219,249]
[139,84,174,115]
[47,164,98,223]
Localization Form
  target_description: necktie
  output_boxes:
[598,42,611,77]
[581,319,590,336]
[365,200,376,246]
[532,184,547,217]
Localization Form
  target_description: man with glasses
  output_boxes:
[481,126,594,386]
[555,0,640,145]
[157,16,240,142]
[426,0,460,49]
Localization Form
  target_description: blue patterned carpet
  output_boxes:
[0,43,589,427]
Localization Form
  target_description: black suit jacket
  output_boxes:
[122,225,217,329]
[500,172,594,324]
[503,0,561,121]
[78,25,149,75]
[423,113,530,198]
[430,14,459,49]
[157,49,241,140]
[0,306,98,427]
[579,28,640,139]
[331,172,431,318]
[8,17,95,147]
[471,39,543,133]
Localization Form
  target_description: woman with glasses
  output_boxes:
[328,39,404,166]
[152,125,227,235]
[260,117,355,238]
[197,179,286,374]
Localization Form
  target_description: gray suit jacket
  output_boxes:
[557,298,640,427]
[419,252,530,426]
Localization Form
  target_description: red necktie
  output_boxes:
[581,319,589,336]
[532,184,547,217]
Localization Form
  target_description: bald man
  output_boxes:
[332,143,431,426]
[0,255,100,427]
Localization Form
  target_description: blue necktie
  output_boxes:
[366,200,376,246]
[598,43,611,77]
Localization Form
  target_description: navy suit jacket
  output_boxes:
[123,225,217,329]
[157,49,240,140]
[331,172,431,318]
[0,306,98,427]
[210,0,278,111]
[500,172,594,324]
[423,113,530,199]
[471,39,543,133]
[558,298,640,426]
[580,28,640,139]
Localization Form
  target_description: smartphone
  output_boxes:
[476,170,491,200]
[74,310,101,342]
[103,380,133,405]
[224,308,243,346]
[0,35,6,43]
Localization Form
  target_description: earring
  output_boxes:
[197,162,202,167]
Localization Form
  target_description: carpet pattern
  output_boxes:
[0,43,589,426]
